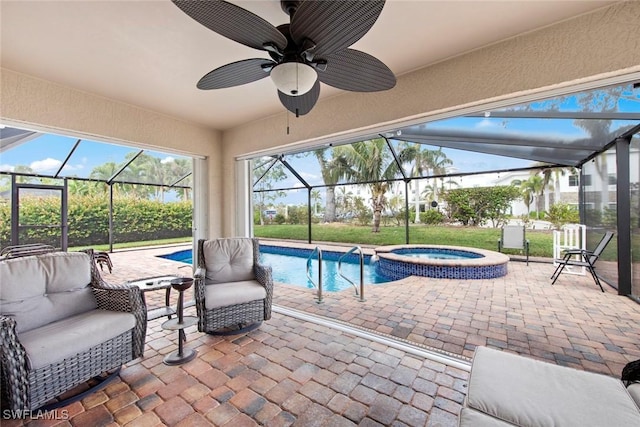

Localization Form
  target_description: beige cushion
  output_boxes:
[458,407,516,427]
[204,280,266,309]
[19,309,136,369]
[203,238,255,284]
[0,252,97,333]
[467,346,640,427]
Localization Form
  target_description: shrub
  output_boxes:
[443,186,521,226]
[420,210,444,225]
[546,203,580,229]
[0,195,192,248]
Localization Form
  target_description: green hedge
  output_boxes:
[0,196,192,248]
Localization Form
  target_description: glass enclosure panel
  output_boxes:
[68,180,110,247]
[253,156,305,192]
[253,188,308,230]
[112,150,192,188]
[508,83,640,114]
[0,133,77,176]
[16,186,63,248]
[70,140,140,179]
[111,182,192,244]
[631,135,640,299]
[582,146,619,289]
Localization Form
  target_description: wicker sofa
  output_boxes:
[460,346,640,426]
[195,238,273,334]
[0,251,146,411]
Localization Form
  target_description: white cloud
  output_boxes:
[62,164,84,172]
[161,156,175,164]
[30,158,62,172]
[475,118,500,128]
[299,171,318,180]
[0,164,14,172]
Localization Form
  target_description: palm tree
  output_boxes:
[402,145,431,223]
[335,187,354,219]
[170,158,192,200]
[334,138,402,232]
[89,162,119,194]
[138,155,169,201]
[521,175,545,219]
[398,145,452,223]
[310,189,321,215]
[425,148,453,201]
[67,179,99,196]
[313,149,343,222]
[531,164,575,210]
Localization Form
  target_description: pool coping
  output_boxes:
[374,244,509,267]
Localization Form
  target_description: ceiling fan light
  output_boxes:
[270,62,317,96]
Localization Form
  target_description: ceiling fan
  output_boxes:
[172,0,396,117]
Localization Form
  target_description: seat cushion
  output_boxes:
[204,280,267,309]
[203,238,255,284]
[467,346,640,427]
[0,252,96,333]
[18,309,136,369]
[458,407,516,427]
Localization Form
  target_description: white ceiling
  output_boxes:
[1,0,615,131]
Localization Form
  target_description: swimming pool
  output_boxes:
[158,246,390,292]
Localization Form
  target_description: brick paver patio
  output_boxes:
[5,241,639,426]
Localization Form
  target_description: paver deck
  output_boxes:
[5,242,639,426]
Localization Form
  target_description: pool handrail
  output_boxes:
[306,247,323,304]
[338,246,366,302]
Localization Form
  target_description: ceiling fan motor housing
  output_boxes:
[281,0,301,16]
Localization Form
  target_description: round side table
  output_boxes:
[162,277,197,365]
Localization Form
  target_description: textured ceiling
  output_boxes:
[1,0,615,130]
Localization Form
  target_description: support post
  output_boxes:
[616,137,631,295]
[109,184,114,253]
[405,179,410,244]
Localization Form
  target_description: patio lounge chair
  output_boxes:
[498,225,529,265]
[195,238,273,334]
[0,250,146,412]
[0,243,56,259]
[550,231,615,292]
[459,346,640,426]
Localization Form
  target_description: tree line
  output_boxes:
[254,138,582,231]
[2,152,192,201]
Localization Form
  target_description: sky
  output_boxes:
[0,132,186,181]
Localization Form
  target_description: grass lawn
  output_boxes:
[70,236,192,252]
[255,224,555,258]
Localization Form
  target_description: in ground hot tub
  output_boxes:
[374,245,509,280]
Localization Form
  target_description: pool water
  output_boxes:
[158,247,390,292]
[391,247,483,260]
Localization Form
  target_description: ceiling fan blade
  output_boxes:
[317,49,395,92]
[197,58,276,90]
[278,80,321,116]
[172,0,287,52]
[290,0,385,58]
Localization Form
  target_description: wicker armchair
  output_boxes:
[195,238,273,334]
[0,250,146,412]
